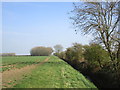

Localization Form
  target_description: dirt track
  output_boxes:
[1,57,50,88]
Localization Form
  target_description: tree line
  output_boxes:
[53,2,120,88]
[54,43,120,88]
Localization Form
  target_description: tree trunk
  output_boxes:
[98,59,103,68]
[117,43,120,61]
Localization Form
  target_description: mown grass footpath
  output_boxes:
[14,56,97,88]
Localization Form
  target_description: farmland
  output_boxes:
[1,56,47,72]
[1,56,97,88]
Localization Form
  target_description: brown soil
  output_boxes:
[0,64,16,68]
[1,57,50,88]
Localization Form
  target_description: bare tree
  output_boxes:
[54,44,63,53]
[71,2,120,61]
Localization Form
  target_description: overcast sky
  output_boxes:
[2,2,93,55]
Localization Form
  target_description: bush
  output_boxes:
[55,43,120,88]
[65,43,84,61]
[83,44,110,70]
[0,53,16,56]
[100,60,120,87]
[65,47,75,61]
[30,46,53,56]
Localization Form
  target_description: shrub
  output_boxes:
[83,44,110,70]
[30,46,53,56]
[0,53,16,56]
[100,60,120,87]
[65,43,84,62]
[56,52,66,59]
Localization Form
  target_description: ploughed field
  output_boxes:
[1,56,96,88]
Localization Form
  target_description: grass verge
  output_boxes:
[14,56,97,88]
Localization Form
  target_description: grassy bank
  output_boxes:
[14,56,96,88]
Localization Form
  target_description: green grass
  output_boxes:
[14,56,97,88]
[1,56,47,72]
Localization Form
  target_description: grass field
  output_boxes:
[1,56,97,88]
[1,56,47,72]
